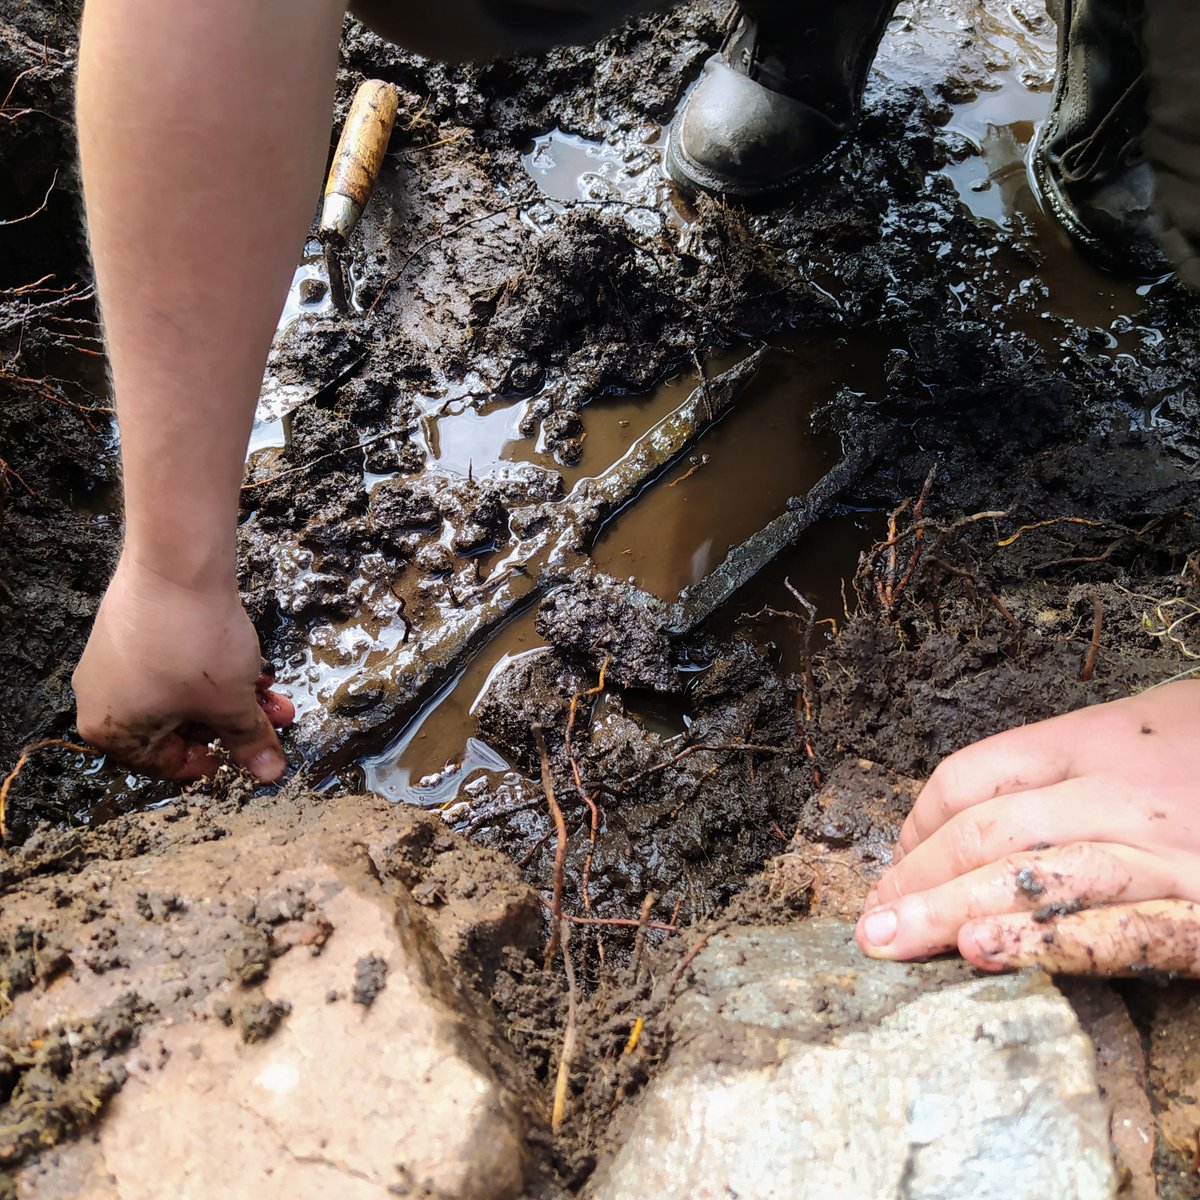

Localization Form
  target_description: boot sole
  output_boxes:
[1030,105,1169,279]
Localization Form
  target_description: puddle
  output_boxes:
[522,130,647,204]
[291,0,1175,814]
[417,394,532,478]
[314,330,892,805]
[354,606,544,807]
[590,335,884,599]
[894,0,1168,359]
[520,127,694,235]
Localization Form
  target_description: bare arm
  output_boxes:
[74,0,345,779]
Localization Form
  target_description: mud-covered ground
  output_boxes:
[2,0,1200,1194]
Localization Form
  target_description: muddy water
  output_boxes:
[274,1,1177,807]
[355,334,889,800]
[356,606,544,807]
[590,338,881,599]
[901,0,1167,364]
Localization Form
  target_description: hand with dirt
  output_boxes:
[73,557,295,781]
[855,680,1200,976]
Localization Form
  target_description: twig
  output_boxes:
[564,654,610,928]
[240,427,396,490]
[996,516,1105,547]
[517,831,551,868]
[619,741,787,790]
[0,170,57,226]
[784,579,821,785]
[926,557,1020,631]
[667,454,708,487]
[892,466,936,609]
[668,920,730,992]
[1,739,93,842]
[783,579,817,723]
[631,892,657,977]
[880,497,911,611]
[1081,592,1103,682]
[533,723,568,970]
[538,898,678,933]
[551,921,577,1135]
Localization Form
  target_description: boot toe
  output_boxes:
[665,57,843,199]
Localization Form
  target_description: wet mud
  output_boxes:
[3,0,1200,1193]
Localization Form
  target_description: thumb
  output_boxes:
[210,701,289,782]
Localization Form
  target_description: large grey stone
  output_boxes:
[589,920,1117,1200]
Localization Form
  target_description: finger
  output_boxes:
[877,776,1144,901]
[107,729,224,782]
[256,685,295,729]
[207,702,288,782]
[897,714,1082,856]
[960,900,1200,977]
[855,842,1174,961]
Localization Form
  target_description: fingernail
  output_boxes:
[971,921,1003,959]
[862,908,898,947]
[248,749,285,780]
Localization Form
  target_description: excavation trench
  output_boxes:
[4,0,1200,1193]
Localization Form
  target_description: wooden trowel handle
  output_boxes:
[320,79,399,244]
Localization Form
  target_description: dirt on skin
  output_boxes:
[3,0,1200,1194]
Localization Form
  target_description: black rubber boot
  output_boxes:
[664,0,898,200]
[1031,0,1168,275]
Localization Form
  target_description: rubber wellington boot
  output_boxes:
[1031,0,1168,275]
[664,0,899,200]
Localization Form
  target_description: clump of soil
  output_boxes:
[0,994,153,1180]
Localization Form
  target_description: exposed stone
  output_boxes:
[5,798,532,1200]
[588,921,1117,1200]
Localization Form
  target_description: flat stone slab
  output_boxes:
[589,920,1117,1200]
[5,799,530,1200]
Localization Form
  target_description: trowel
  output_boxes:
[319,78,399,313]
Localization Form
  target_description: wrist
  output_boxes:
[117,538,239,596]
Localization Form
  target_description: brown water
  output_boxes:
[275,0,1177,806]
[591,336,884,599]
[909,0,1168,364]
[355,333,891,801]
[356,606,544,808]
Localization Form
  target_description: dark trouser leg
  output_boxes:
[349,0,671,62]
[664,0,898,200]
[1143,0,1200,288]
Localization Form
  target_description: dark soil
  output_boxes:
[3,0,1200,1194]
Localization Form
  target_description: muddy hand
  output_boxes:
[855,680,1200,977]
[73,557,295,782]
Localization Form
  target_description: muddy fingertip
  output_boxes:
[959,920,1010,972]
[246,748,287,782]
